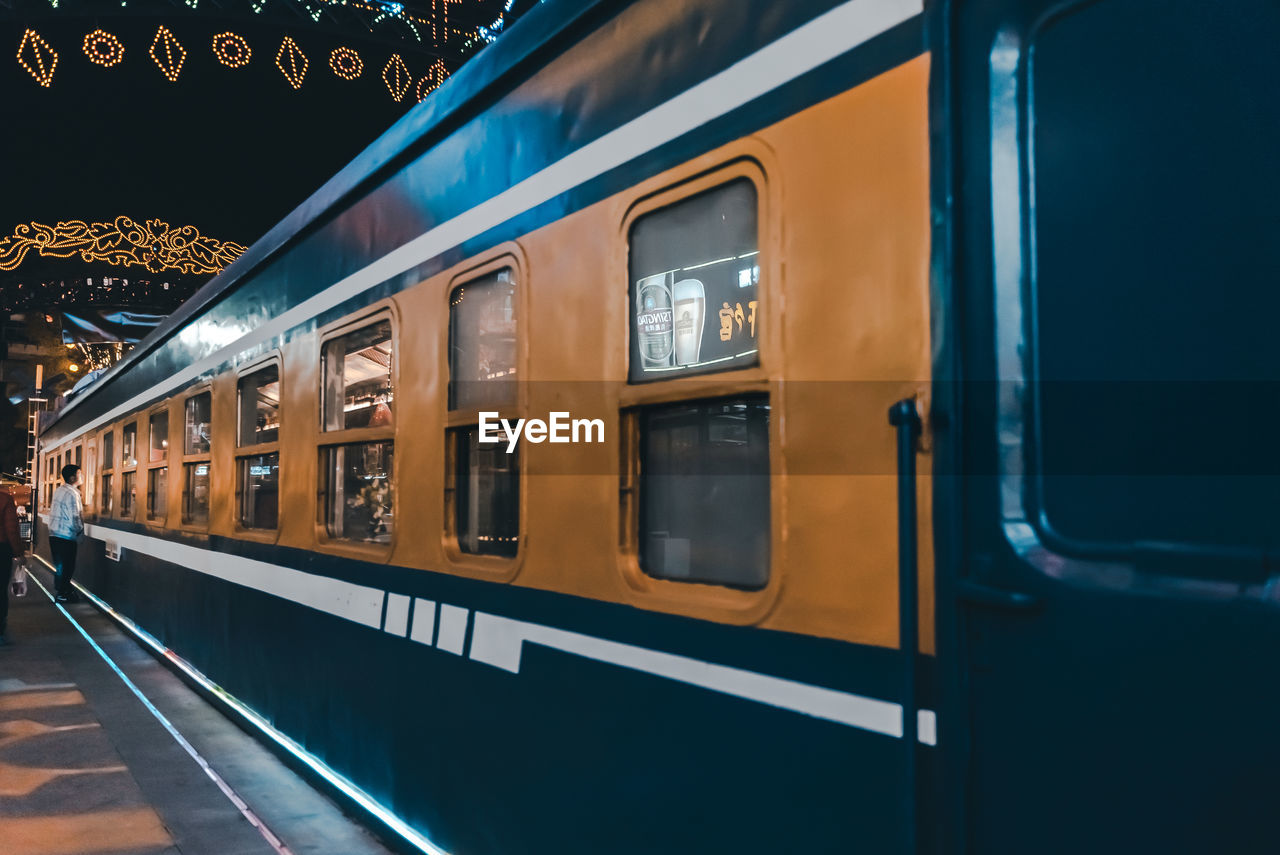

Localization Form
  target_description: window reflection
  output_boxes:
[185,393,212,454]
[183,463,210,524]
[639,396,770,589]
[238,453,279,530]
[323,321,393,430]
[149,411,168,463]
[147,467,167,519]
[449,271,516,410]
[238,366,280,446]
[322,441,393,543]
[452,426,518,558]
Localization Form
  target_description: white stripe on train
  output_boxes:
[54,0,923,446]
[80,521,936,744]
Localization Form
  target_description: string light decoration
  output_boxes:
[149,25,187,82]
[416,58,447,102]
[329,46,363,80]
[212,32,251,68]
[0,217,247,276]
[382,53,412,102]
[83,29,125,68]
[17,29,58,87]
[275,36,308,89]
[312,0,446,44]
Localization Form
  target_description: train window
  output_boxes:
[99,432,114,515]
[321,441,393,544]
[82,443,94,510]
[445,267,520,560]
[182,463,210,524]
[122,422,137,467]
[238,367,280,446]
[628,179,759,383]
[238,454,279,530]
[448,270,516,410]
[120,471,136,517]
[74,445,82,468]
[149,411,168,463]
[322,320,393,430]
[636,395,770,589]
[181,391,213,528]
[1026,0,1280,563]
[237,363,280,531]
[185,393,212,454]
[447,427,519,558]
[147,467,167,520]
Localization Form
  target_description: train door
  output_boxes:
[943,1,1280,852]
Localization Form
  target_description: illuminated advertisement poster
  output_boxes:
[629,179,759,382]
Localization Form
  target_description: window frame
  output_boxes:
[234,355,283,540]
[315,307,398,557]
[441,251,527,580]
[615,156,784,621]
[99,426,116,518]
[82,440,96,513]
[145,404,170,525]
[119,421,139,519]
[180,386,214,529]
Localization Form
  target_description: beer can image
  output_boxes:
[636,273,674,370]
[672,278,706,366]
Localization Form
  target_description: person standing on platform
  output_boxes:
[49,464,84,604]
[0,489,28,645]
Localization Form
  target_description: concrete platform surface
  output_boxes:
[0,563,398,855]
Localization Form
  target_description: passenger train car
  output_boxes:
[35,0,1280,852]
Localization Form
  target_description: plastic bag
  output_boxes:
[10,558,27,598]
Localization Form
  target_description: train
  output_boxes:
[34,0,1280,852]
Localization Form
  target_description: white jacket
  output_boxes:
[49,483,83,540]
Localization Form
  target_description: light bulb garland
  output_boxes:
[329,46,363,80]
[382,53,411,102]
[14,26,453,100]
[149,25,187,82]
[17,29,58,87]
[0,217,247,276]
[276,36,308,89]
[416,57,446,101]
[83,29,125,68]
[212,32,251,68]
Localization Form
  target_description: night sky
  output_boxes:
[0,1,517,308]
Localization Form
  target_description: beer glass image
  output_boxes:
[672,278,706,366]
[636,273,674,370]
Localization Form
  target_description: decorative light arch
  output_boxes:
[14,26,454,100]
[0,217,247,276]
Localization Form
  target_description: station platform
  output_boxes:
[0,560,399,855]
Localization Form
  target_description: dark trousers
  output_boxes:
[0,544,11,635]
[50,536,77,597]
